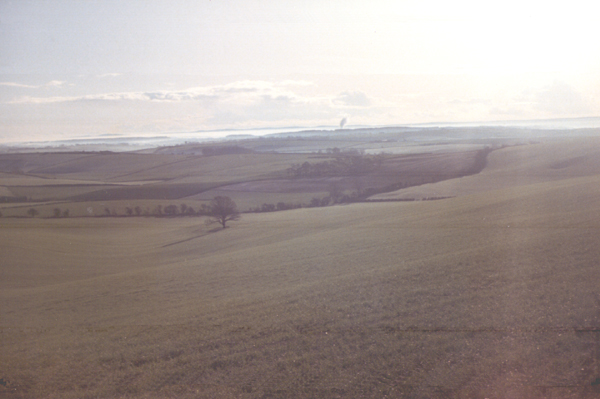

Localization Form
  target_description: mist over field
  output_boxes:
[3,117,600,153]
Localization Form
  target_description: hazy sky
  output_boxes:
[1,0,599,142]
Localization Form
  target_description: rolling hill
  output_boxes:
[2,136,600,397]
[370,136,600,201]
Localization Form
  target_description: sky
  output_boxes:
[1,0,599,143]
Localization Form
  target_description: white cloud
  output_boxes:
[333,91,371,107]
[45,80,67,87]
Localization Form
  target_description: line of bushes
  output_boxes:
[286,154,384,178]
[249,187,383,213]
[4,203,206,219]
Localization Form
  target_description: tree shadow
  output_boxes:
[161,227,222,248]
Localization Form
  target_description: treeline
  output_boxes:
[286,154,384,178]
[249,202,303,213]
[118,203,211,217]
[249,195,357,214]
[0,207,68,218]
[248,186,384,213]
[366,196,453,202]
[6,190,414,219]
[6,203,210,219]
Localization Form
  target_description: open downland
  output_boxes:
[2,160,600,398]
[370,136,600,201]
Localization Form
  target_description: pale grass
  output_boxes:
[370,137,600,200]
[2,175,600,397]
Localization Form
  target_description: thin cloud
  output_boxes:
[489,107,526,117]
[279,80,315,87]
[45,80,67,87]
[509,82,594,117]
[533,82,592,115]
[446,98,491,106]
[0,82,39,89]
[6,80,313,105]
[0,80,67,89]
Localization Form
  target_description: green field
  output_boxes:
[1,134,600,398]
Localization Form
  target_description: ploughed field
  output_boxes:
[2,137,600,398]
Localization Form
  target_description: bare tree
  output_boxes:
[207,196,240,228]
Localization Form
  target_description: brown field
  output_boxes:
[1,135,600,398]
[0,142,488,215]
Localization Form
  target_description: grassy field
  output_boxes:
[1,136,600,397]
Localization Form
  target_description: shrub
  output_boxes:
[164,205,178,216]
[261,203,276,212]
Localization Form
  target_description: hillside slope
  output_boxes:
[2,148,600,398]
[370,136,600,200]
